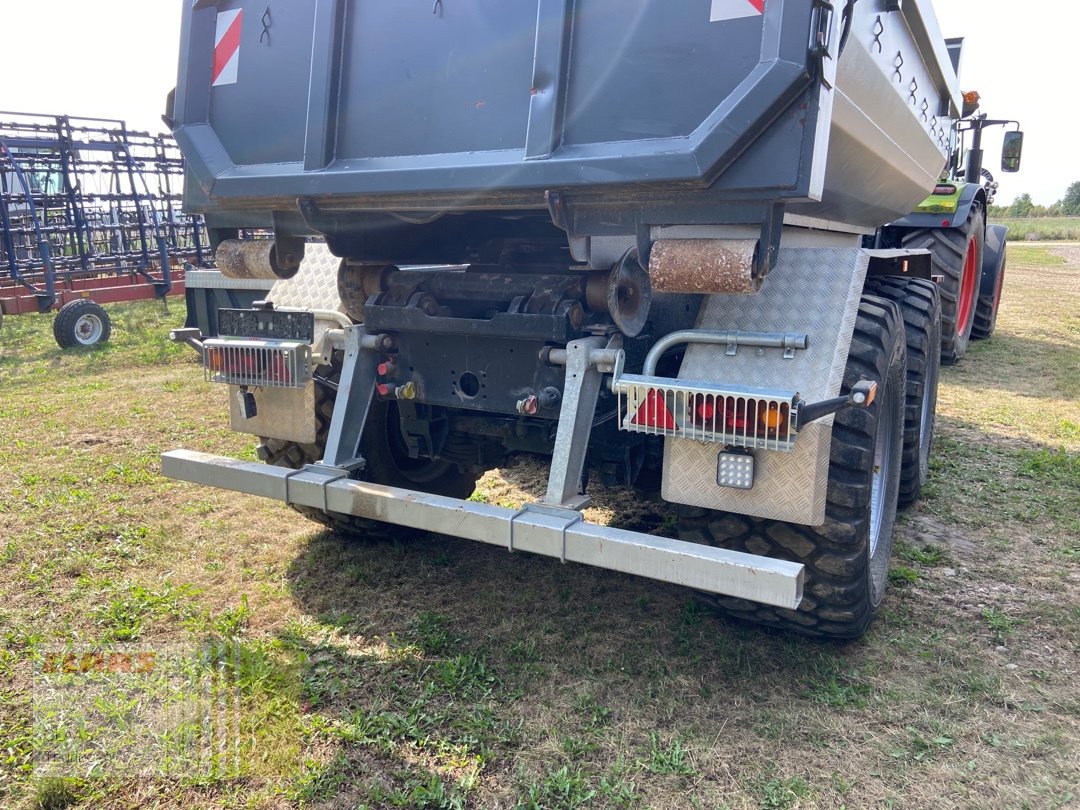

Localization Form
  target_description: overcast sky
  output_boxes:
[1,1,1074,206]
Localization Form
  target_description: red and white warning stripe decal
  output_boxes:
[710,0,765,22]
[212,9,243,87]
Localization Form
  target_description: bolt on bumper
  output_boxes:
[161,449,804,610]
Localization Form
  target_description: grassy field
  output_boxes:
[996,216,1080,241]
[0,246,1077,809]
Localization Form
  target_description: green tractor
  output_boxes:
[882,92,1024,365]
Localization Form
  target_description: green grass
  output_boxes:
[518,765,596,810]
[750,772,814,810]
[1018,448,1080,490]
[91,581,200,641]
[982,608,1021,645]
[888,565,921,586]
[642,733,696,777]
[996,216,1080,241]
[896,541,950,566]
[923,436,1080,538]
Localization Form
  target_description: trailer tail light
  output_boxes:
[202,338,311,389]
[613,374,800,452]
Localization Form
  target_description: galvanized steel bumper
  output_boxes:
[161,449,804,610]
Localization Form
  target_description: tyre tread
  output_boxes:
[863,276,941,507]
[901,209,983,364]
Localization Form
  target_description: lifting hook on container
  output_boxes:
[432,0,443,17]
[260,6,272,44]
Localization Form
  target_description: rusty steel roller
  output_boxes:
[648,239,761,295]
[215,238,304,281]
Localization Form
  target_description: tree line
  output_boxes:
[989,180,1080,218]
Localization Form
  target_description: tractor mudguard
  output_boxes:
[982,225,1008,280]
[889,182,986,231]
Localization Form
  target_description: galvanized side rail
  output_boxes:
[161,449,804,610]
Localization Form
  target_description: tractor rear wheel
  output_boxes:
[678,296,906,639]
[258,353,479,538]
[863,277,941,508]
[901,207,984,365]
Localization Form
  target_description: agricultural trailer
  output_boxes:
[162,0,1023,638]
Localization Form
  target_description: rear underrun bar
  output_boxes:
[161,449,805,610]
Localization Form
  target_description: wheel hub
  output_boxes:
[75,314,104,345]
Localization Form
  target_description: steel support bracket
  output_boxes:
[754,202,786,281]
[283,464,350,513]
[169,327,205,355]
[540,335,615,510]
[543,190,590,263]
[318,325,387,471]
[510,502,584,562]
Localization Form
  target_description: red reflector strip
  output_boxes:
[933,184,957,195]
[212,10,243,87]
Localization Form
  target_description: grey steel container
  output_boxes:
[173,0,961,246]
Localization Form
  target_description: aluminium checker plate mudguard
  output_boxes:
[663,247,869,526]
[223,242,345,443]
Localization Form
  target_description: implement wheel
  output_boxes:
[901,207,984,364]
[258,352,478,538]
[863,277,941,508]
[54,299,112,349]
[678,296,906,639]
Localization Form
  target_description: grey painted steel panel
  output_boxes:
[207,2,316,166]
[662,248,869,525]
[173,0,959,235]
[336,2,538,159]
[561,2,762,146]
[161,449,804,609]
[175,2,821,201]
[788,1,959,229]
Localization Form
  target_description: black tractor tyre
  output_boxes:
[901,207,984,365]
[258,354,479,538]
[54,299,112,349]
[971,240,1006,340]
[677,296,907,639]
[863,277,941,508]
